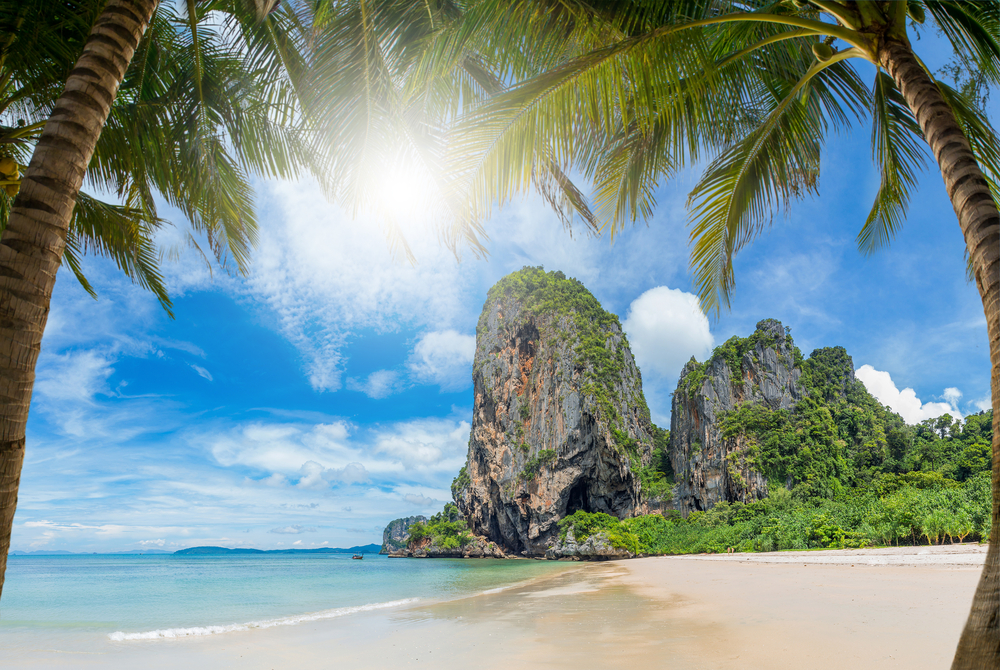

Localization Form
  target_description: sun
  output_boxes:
[370,160,438,227]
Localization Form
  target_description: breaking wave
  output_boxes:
[108,598,418,641]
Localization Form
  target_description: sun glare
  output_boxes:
[371,162,438,229]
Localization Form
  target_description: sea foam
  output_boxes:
[108,598,418,641]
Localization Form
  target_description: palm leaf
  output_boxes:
[857,71,927,254]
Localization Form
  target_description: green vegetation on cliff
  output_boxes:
[479,266,651,428]
[407,504,473,550]
[561,469,991,554]
[451,463,470,499]
[631,425,672,498]
[717,344,990,496]
[680,319,802,399]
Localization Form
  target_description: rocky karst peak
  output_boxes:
[669,318,862,513]
[452,267,658,556]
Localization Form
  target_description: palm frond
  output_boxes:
[687,51,864,313]
[925,1,1000,86]
[70,191,173,314]
[857,71,927,254]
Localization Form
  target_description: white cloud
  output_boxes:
[297,460,327,488]
[973,396,992,412]
[402,493,437,507]
[296,460,370,488]
[346,369,404,399]
[190,364,213,381]
[34,350,115,403]
[622,286,714,383]
[855,365,963,424]
[204,416,466,486]
[209,421,354,474]
[943,387,962,407]
[408,330,476,391]
[269,525,317,534]
[251,473,288,487]
[327,462,370,484]
[373,418,470,471]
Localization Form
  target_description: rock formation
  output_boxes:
[544,528,634,560]
[669,318,859,514]
[453,267,656,556]
[387,535,508,559]
[379,515,427,554]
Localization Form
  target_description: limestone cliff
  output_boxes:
[379,516,427,554]
[454,267,656,556]
[670,318,860,514]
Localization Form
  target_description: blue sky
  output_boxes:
[11,53,993,554]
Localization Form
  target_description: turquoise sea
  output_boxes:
[0,553,571,651]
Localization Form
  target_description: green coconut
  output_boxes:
[812,42,834,62]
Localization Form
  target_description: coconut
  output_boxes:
[907,4,925,24]
[5,183,18,197]
[812,43,834,62]
[0,157,15,175]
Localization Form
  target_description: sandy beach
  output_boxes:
[4,545,985,670]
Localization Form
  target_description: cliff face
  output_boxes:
[379,516,427,554]
[454,267,655,556]
[669,319,858,514]
[671,319,802,512]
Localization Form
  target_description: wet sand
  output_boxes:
[4,545,984,669]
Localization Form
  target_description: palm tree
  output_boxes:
[441,1,999,664]
[0,0,593,602]
[0,0,316,599]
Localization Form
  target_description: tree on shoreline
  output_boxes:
[443,1,999,664]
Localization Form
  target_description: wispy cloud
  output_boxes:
[190,364,213,381]
[407,330,476,391]
[269,525,317,534]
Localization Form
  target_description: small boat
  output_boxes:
[352,554,363,560]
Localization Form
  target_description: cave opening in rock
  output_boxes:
[566,480,591,515]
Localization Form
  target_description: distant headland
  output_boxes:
[11,543,380,556]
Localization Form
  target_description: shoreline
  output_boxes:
[2,545,983,669]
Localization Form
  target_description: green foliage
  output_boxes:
[680,320,790,398]
[710,333,992,495]
[482,267,651,426]
[408,503,473,550]
[558,473,992,556]
[801,347,855,402]
[450,464,471,500]
[634,424,673,499]
[520,449,557,480]
[558,511,641,553]
[680,361,709,399]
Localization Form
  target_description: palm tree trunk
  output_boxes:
[0,0,158,601]
[877,39,1000,668]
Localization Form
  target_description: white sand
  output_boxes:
[669,542,989,567]
[621,544,985,669]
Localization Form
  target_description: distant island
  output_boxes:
[11,544,380,556]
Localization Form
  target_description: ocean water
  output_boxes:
[0,553,572,648]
